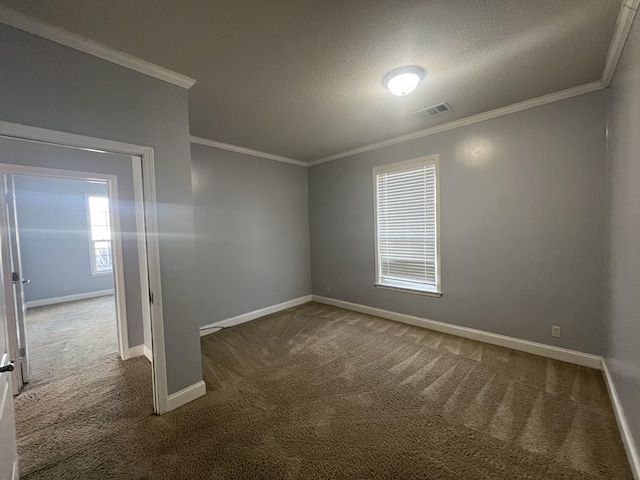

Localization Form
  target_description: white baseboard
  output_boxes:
[311,295,603,370]
[25,289,114,309]
[166,380,206,412]
[602,360,640,479]
[127,344,145,359]
[199,295,313,336]
[127,344,153,363]
[143,345,153,363]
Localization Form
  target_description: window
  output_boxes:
[374,155,441,296]
[87,194,113,275]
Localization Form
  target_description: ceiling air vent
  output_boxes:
[413,102,451,120]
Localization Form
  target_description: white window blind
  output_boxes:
[374,156,441,295]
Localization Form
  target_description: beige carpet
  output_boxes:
[21,295,120,388]
[15,301,631,479]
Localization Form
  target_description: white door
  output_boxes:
[0,209,19,479]
[4,176,29,387]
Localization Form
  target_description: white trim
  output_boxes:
[134,140,170,414]
[306,0,636,165]
[0,186,23,394]
[0,121,170,415]
[132,157,153,367]
[602,360,640,479]
[374,283,442,297]
[190,136,307,167]
[11,461,18,480]
[25,289,114,309]
[0,0,632,166]
[144,345,153,363]
[165,380,206,411]
[309,81,605,165]
[311,295,603,369]
[127,344,153,363]
[602,0,640,86]
[0,5,196,89]
[194,0,635,169]
[105,176,129,361]
[1,175,29,392]
[199,295,313,336]
[127,344,145,358]
[1,122,150,157]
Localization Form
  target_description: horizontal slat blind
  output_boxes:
[376,159,438,289]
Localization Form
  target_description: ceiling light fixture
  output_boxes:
[383,66,425,96]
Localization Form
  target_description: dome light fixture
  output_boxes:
[383,66,425,96]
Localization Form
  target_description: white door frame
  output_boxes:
[0,120,170,414]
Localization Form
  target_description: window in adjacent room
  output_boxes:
[374,155,441,296]
[87,194,113,275]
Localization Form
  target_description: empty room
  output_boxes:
[12,174,121,385]
[0,1,638,479]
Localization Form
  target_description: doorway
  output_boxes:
[0,125,172,477]
[0,131,170,408]
[9,174,126,389]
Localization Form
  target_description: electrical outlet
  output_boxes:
[551,326,561,338]
[326,285,331,293]
[63,285,69,292]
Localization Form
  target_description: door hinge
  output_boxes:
[11,271,19,283]
[149,291,154,304]
[19,347,26,357]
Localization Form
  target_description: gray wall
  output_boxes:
[0,24,201,394]
[191,144,311,325]
[14,176,113,303]
[605,13,640,463]
[309,91,607,355]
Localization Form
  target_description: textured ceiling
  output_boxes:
[1,0,622,162]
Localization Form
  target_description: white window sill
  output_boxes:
[375,282,442,297]
[91,271,113,277]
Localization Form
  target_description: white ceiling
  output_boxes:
[1,0,623,162]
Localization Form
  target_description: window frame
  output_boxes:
[373,155,442,297]
[86,193,113,276]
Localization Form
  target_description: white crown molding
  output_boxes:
[308,0,640,166]
[190,136,307,167]
[2,2,632,163]
[0,4,196,89]
[309,80,606,166]
[603,0,640,86]
[192,76,605,167]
